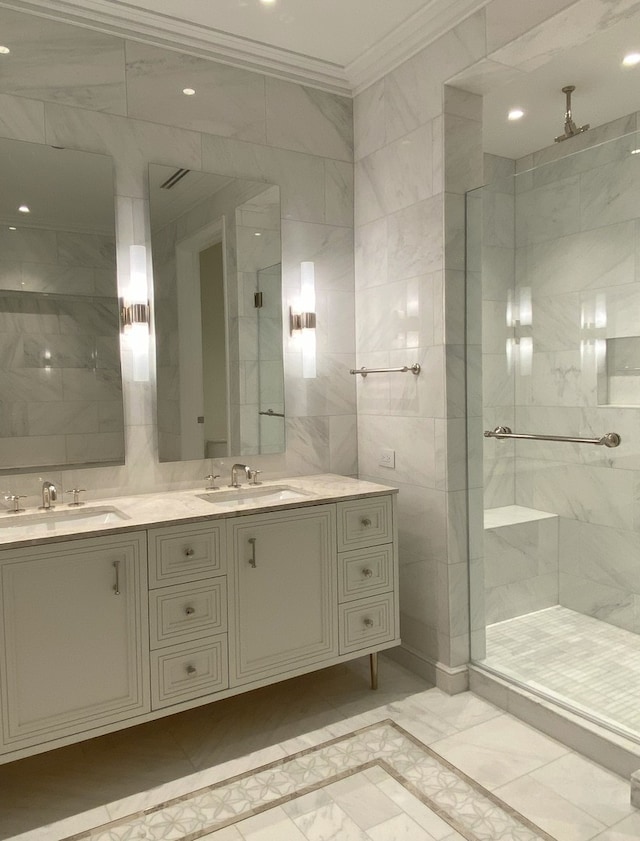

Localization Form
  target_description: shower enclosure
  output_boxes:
[466,118,640,743]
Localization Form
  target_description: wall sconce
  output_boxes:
[580,293,607,373]
[506,286,533,375]
[120,245,150,382]
[290,261,317,379]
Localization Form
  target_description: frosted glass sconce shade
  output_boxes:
[289,261,317,378]
[120,245,150,382]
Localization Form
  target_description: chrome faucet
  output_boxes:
[229,463,252,488]
[39,480,57,510]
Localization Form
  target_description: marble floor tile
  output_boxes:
[495,775,607,841]
[1,655,637,841]
[527,753,636,828]
[483,606,640,737]
[429,713,569,789]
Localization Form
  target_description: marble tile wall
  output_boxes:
[480,115,640,634]
[484,515,559,623]
[355,0,640,684]
[354,12,486,687]
[515,117,640,633]
[0,7,355,504]
[0,228,124,471]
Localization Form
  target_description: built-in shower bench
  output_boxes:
[483,504,559,625]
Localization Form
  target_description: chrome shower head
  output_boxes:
[554,85,589,143]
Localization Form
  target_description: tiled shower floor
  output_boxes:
[484,606,640,738]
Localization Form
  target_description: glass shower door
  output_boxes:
[467,127,640,742]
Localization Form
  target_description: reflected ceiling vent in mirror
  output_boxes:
[160,168,191,189]
[554,85,590,143]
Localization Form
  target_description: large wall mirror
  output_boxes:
[0,138,124,474]
[149,165,285,463]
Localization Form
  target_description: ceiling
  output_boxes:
[2,0,640,158]
[483,10,640,158]
[0,0,489,93]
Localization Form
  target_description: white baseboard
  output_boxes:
[388,645,469,695]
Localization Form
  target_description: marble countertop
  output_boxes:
[0,474,398,549]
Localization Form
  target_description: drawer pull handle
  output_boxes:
[186,664,197,676]
[184,547,195,557]
[185,606,196,616]
[361,518,372,528]
[363,618,375,628]
[113,560,121,596]
[248,537,257,568]
[362,568,373,578]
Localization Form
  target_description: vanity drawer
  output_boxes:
[337,545,393,603]
[336,496,393,551]
[148,523,225,587]
[338,594,395,654]
[149,579,227,650]
[150,635,228,709]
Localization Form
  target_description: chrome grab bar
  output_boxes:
[484,426,621,448]
[350,363,421,378]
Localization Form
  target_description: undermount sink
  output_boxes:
[197,484,312,509]
[1,506,130,533]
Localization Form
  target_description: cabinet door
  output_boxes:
[0,534,149,752]
[228,506,337,685]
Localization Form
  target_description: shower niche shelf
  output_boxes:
[598,336,640,406]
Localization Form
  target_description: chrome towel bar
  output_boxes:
[484,426,621,448]
[350,364,421,378]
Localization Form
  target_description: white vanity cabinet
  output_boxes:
[0,484,399,763]
[147,522,228,709]
[227,505,337,686]
[0,533,149,754]
[336,497,397,655]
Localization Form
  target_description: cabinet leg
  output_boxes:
[369,652,378,690]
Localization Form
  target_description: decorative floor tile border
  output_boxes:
[64,720,557,841]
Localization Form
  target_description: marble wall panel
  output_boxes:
[265,78,353,162]
[515,222,636,297]
[354,218,388,290]
[507,116,640,632]
[355,123,434,226]
[0,17,354,495]
[202,135,326,225]
[559,573,636,635]
[125,42,267,143]
[387,197,443,281]
[0,8,126,115]
[45,103,203,200]
[0,93,45,143]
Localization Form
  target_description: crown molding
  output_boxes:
[0,0,352,94]
[347,0,491,95]
[0,0,489,97]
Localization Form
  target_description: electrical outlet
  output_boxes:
[379,448,395,468]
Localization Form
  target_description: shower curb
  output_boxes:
[469,665,640,784]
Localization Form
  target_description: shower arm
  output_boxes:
[554,85,589,143]
[484,426,621,448]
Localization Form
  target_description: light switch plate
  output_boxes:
[379,448,395,468]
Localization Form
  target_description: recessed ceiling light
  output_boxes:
[8,226,16,231]
[260,0,277,5]
[182,88,196,96]
[18,205,30,213]
[254,232,262,236]
[508,108,525,121]
[622,52,640,67]
[0,46,10,55]
[631,148,640,155]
